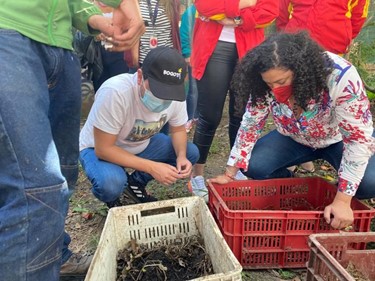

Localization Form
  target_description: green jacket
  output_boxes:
[0,0,121,50]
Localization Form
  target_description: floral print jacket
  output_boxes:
[228,52,375,196]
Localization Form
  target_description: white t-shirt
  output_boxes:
[79,73,187,154]
[218,26,236,43]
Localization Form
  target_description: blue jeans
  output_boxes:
[244,129,375,199]
[80,133,199,203]
[186,66,198,120]
[0,30,81,280]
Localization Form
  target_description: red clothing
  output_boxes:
[276,0,370,54]
[191,0,279,80]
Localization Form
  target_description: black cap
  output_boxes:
[142,46,187,101]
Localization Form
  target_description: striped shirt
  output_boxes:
[139,0,173,63]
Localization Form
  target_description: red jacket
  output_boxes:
[276,0,370,54]
[191,0,279,80]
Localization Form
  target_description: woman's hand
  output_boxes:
[217,17,238,27]
[324,192,354,229]
[209,174,233,185]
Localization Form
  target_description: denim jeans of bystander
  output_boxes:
[0,30,81,280]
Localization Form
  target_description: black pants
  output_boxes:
[193,41,244,164]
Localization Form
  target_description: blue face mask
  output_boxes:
[141,88,172,113]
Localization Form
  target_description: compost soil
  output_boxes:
[116,236,213,281]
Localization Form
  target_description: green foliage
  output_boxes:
[278,269,297,280]
[88,234,101,250]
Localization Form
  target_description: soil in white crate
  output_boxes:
[116,235,214,281]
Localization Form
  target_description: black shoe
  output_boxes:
[124,174,158,203]
[106,198,121,209]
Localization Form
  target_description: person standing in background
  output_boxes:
[188,0,279,202]
[74,1,131,93]
[93,1,130,91]
[276,0,370,55]
[125,0,181,70]
[0,0,144,280]
[180,3,199,133]
[276,0,371,173]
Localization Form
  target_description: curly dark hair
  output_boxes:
[231,31,334,115]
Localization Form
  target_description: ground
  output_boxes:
[66,96,375,281]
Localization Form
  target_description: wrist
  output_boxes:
[224,167,236,180]
[333,191,353,205]
[233,16,242,26]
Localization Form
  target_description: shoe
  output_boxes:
[234,170,248,180]
[106,198,121,209]
[124,174,158,203]
[60,253,93,277]
[287,165,297,172]
[300,161,315,173]
[188,176,208,203]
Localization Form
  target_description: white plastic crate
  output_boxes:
[85,196,242,281]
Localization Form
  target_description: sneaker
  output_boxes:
[60,253,93,277]
[234,170,248,180]
[188,176,208,203]
[124,174,158,203]
[106,198,121,209]
[300,161,315,173]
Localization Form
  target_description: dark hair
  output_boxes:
[231,31,334,115]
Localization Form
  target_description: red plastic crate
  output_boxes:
[307,232,375,281]
[207,177,375,269]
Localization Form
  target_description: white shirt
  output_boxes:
[79,73,187,154]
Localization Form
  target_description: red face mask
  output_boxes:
[272,85,293,104]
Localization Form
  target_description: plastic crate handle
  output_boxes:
[140,206,175,217]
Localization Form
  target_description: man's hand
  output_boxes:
[111,0,145,51]
[149,162,182,185]
[176,156,193,178]
[324,192,354,229]
[88,15,114,37]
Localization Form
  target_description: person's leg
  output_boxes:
[186,65,199,121]
[228,88,245,148]
[0,31,68,280]
[79,148,128,203]
[317,130,375,199]
[48,48,84,264]
[356,153,375,199]
[193,41,238,170]
[246,130,318,179]
[133,133,199,184]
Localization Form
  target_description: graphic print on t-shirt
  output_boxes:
[126,114,167,141]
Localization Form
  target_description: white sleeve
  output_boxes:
[167,101,188,127]
[91,87,129,135]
